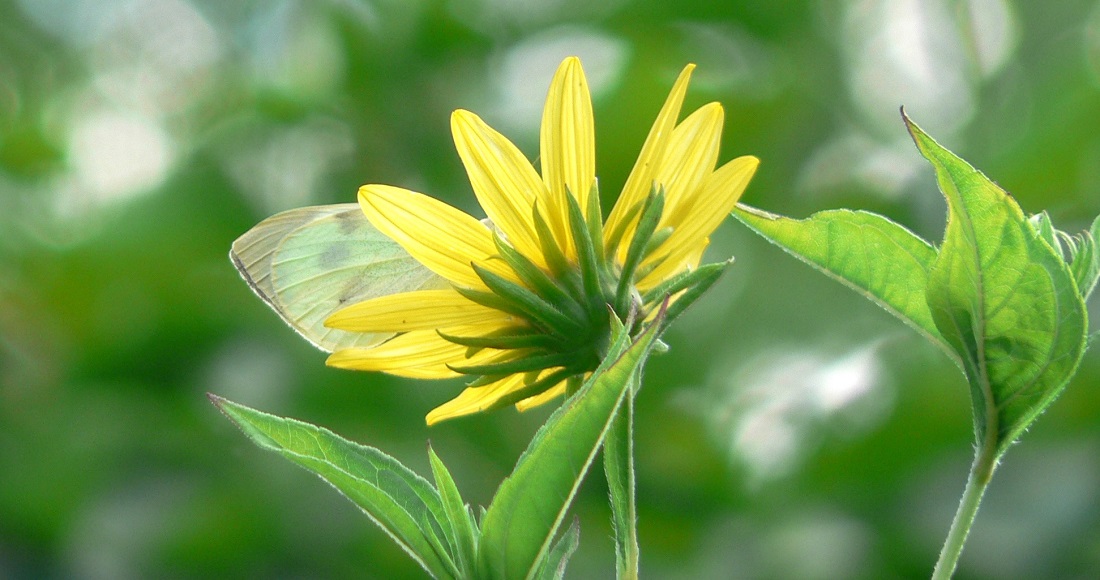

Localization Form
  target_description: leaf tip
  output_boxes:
[900,106,924,143]
[207,392,227,409]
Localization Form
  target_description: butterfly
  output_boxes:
[230,204,447,352]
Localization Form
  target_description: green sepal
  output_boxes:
[532,201,573,280]
[603,195,646,259]
[463,373,509,389]
[641,261,729,307]
[492,232,581,318]
[659,262,729,330]
[564,189,605,310]
[470,264,580,337]
[209,395,460,579]
[584,182,606,272]
[631,252,669,283]
[454,285,532,320]
[438,327,560,351]
[644,227,674,256]
[616,190,666,314]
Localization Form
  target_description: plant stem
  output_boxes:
[931,440,997,580]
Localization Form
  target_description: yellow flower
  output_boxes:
[325,57,758,425]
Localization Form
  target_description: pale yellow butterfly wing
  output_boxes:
[231,204,446,352]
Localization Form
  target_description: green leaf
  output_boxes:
[732,205,951,361]
[532,518,581,580]
[603,379,639,579]
[428,446,479,577]
[1028,212,1063,260]
[1068,216,1100,300]
[210,395,459,579]
[477,314,663,580]
[734,113,1093,577]
[905,115,1088,458]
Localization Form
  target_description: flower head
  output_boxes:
[324,57,758,424]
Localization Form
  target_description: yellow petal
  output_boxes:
[653,103,724,226]
[451,110,547,267]
[540,57,596,258]
[604,64,695,253]
[638,239,709,292]
[639,155,758,287]
[372,344,512,379]
[425,373,528,425]
[325,288,512,332]
[326,324,509,377]
[326,330,466,372]
[358,184,516,289]
[514,381,567,412]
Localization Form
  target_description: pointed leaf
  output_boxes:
[1069,216,1100,300]
[477,315,663,580]
[429,446,478,577]
[732,205,953,361]
[1028,212,1063,260]
[532,518,581,580]
[603,380,639,578]
[210,395,458,579]
[906,116,1088,457]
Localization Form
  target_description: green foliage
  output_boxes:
[478,314,662,579]
[732,206,947,359]
[735,114,1091,460]
[1031,212,1100,301]
[604,389,639,579]
[11,2,1100,577]
[906,116,1088,457]
[429,446,479,576]
[210,395,464,579]
[212,311,661,579]
[734,113,1095,576]
[532,519,581,580]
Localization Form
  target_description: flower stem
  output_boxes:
[931,438,997,580]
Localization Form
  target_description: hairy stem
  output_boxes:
[931,436,997,580]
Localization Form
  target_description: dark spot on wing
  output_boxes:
[319,244,352,268]
[334,210,361,235]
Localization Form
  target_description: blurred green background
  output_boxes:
[2,0,1099,577]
